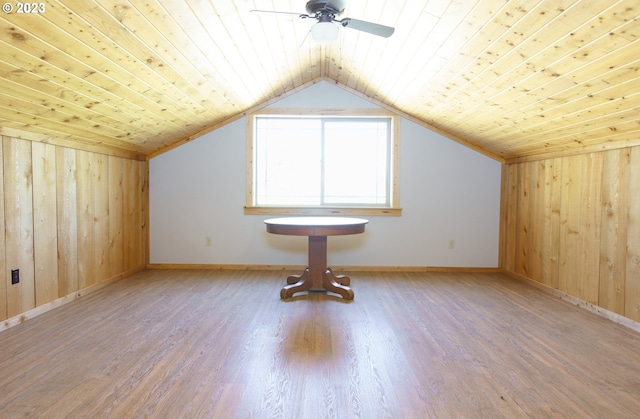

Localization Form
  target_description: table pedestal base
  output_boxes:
[266,217,367,301]
[281,268,354,300]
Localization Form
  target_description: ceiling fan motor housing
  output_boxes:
[305,0,346,17]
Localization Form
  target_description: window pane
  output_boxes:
[323,120,389,205]
[255,118,321,205]
[253,115,392,207]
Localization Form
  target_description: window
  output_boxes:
[245,109,401,216]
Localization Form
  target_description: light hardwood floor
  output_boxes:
[0,270,639,418]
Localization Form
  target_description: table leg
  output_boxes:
[280,235,354,300]
[280,269,313,299]
[287,273,302,285]
[323,268,354,300]
[329,269,350,286]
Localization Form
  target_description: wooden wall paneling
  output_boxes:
[581,153,604,305]
[516,158,562,288]
[515,162,532,278]
[559,154,603,305]
[93,154,110,283]
[502,163,519,272]
[0,137,5,320]
[76,150,96,289]
[31,142,59,306]
[558,155,581,300]
[56,147,78,297]
[123,159,145,271]
[122,159,134,272]
[108,157,124,277]
[528,161,544,283]
[599,148,630,315]
[137,160,148,268]
[539,159,562,290]
[141,160,149,266]
[503,145,640,323]
[0,129,146,326]
[3,137,35,317]
[626,147,640,321]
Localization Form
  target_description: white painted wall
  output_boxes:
[150,81,502,267]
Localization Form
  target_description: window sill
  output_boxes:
[244,206,402,216]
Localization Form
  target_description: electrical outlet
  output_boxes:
[11,269,19,284]
[205,236,212,246]
[448,239,455,249]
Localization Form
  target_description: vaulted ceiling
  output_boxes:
[0,0,638,162]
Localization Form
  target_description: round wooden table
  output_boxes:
[264,217,368,300]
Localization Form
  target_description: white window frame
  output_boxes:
[245,108,401,216]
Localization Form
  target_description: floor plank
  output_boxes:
[0,270,639,418]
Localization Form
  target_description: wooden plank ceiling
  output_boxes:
[0,0,638,162]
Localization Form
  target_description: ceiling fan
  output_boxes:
[251,0,395,44]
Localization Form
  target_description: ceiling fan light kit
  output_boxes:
[311,21,339,44]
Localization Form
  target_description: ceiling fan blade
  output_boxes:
[250,9,309,19]
[339,18,395,38]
